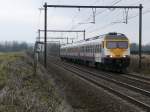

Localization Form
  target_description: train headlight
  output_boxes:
[123,55,127,58]
[110,55,113,58]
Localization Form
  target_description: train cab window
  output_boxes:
[107,41,128,49]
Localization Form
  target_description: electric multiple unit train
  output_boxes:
[60,32,130,71]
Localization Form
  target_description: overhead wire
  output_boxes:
[38,0,150,42]
[66,0,102,29]
[65,0,103,41]
[70,0,123,30]
[85,0,150,37]
[73,0,124,38]
[86,8,150,38]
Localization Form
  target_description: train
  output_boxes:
[60,32,130,72]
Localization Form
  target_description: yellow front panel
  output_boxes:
[110,48,126,58]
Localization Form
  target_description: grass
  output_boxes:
[0,52,63,112]
[129,54,150,75]
[0,64,7,89]
[0,52,24,89]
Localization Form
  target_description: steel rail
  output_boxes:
[56,61,150,98]
[125,73,150,82]
[121,75,150,86]
[52,61,150,111]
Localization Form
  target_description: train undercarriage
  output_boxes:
[61,57,130,73]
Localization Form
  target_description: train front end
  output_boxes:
[103,33,130,71]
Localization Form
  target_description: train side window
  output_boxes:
[89,46,91,53]
[96,45,98,52]
[93,46,94,53]
[87,46,88,52]
[85,46,87,53]
[93,45,95,53]
[100,44,101,52]
[95,45,97,53]
[96,45,97,53]
[82,46,84,52]
[90,46,91,53]
[102,41,104,48]
[93,45,94,53]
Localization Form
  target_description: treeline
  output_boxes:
[0,41,32,52]
[131,43,150,54]
[0,41,150,54]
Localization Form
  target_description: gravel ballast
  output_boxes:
[46,59,145,112]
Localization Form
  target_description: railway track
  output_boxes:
[95,71,150,92]
[59,61,150,96]
[49,59,150,111]
[123,73,150,83]
[49,57,150,91]
[62,60,150,92]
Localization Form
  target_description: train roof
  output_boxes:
[61,32,128,48]
[105,32,128,40]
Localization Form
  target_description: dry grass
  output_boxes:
[0,52,65,112]
[128,54,150,74]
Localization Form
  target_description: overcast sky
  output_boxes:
[0,0,150,44]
